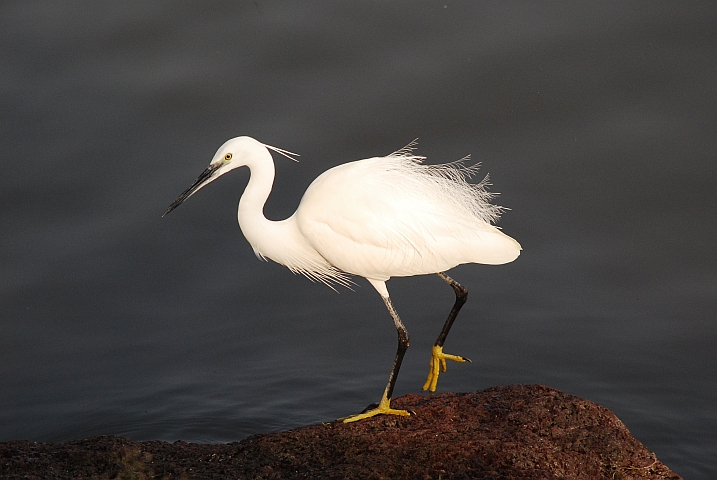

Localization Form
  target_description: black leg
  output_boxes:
[422,272,471,392]
[434,272,468,347]
[381,295,410,400]
[342,294,412,422]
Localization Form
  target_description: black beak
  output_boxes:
[163,163,221,217]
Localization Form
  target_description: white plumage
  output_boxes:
[296,143,520,283]
[164,136,520,422]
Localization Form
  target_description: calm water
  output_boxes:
[1,2,716,477]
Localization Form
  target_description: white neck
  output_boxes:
[237,148,277,251]
[230,140,347,286]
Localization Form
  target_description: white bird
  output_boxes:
[163,136,520,422]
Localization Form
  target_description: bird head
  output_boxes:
[162,136,297,217]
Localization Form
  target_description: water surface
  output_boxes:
[1,2,715,478]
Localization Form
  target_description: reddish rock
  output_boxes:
[0,385,681,479]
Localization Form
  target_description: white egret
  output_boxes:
[163,136,520,423]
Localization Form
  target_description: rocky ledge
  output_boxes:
[1,385,681,479]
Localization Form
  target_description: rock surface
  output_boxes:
[1,385,681,479]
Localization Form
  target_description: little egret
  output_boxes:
[163,136,520,422]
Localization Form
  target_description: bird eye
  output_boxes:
[224,153,232,161]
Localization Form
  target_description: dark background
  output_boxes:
[1,2,715,477]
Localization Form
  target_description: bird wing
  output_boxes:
[295,156,520,281]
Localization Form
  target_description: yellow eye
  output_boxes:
[224,153,232,161]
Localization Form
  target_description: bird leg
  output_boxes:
[422,272,471,392]
[342,295,412,423]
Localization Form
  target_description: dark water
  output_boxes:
[2,2,716,477]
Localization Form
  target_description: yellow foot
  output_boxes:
[341,395,412,423]
[422,345,471,392]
